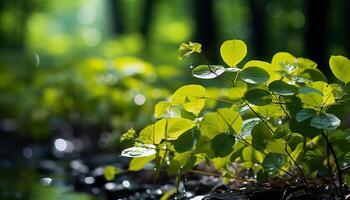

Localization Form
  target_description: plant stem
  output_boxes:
[190,169,221,177]
[242,99,275,134]
[200,96,237,104]
[201,54,234,87]
[243,98,309,188]
[327,141,339,198]
[284,147,309,190]
[322,131,344,200]
[274,95,309,188]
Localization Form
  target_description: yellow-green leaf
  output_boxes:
[139,119,166,144]
[271,52,296,71]
[167,118,195,139]
[171,84,206,115]
[220,39,247,67]
[226,81,247,99]
[178,42,202,60]
[104,165,119,181]
[154,101,171,118]
[129,155,155,171]
[329,55,350,84]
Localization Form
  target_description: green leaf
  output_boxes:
[174,130,199,153]
[271,52,296,70]
[296,109,316,122]
[178,41,202,60]
[171,84,206,115]
[192,65,225,79]
[120,128,137,146]
[200,112,227,139]
[310,112,341,130]
[212,155,231,170]
[162,106,181,119]
[121,145,156,157]
[262,153,285,172]
[251,122,273,151]
[297,92,323,108]
[244,60,280,83]
[329,55,350,84]
[255,104,284,118]
[160,188,177,200]
[220,39,247,67]
[268,80,298,95]
[154,101,171,118]
[211,133,235,157]
[226,81,247,99]
[298,86,323,96]
[167,152,196,175]
[266,139,287,154]
[139,118,194,143]
[296,57,317,69]
[129,155,155,171]
[239,67,270,84]
[225,67,241,72]
[242,146,264,164]
[244,88,272,106]
[240,118,260,139]
[167,118,195,139]
[300,68,327,82]
[290,143,303,161]
[297,82,335,108]
[200,108,242,139]
[139,119,166,144]
[104,165,119,181]
[273,124,290,139]
[217,108,243,134]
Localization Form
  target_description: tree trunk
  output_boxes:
[304,0,330,75]
[193,0,217,63]
[140,0,155,40]
[248,0,267,59]
[109,0,124,35]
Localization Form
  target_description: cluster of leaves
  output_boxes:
[121,39,350,195]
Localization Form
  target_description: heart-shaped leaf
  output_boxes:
[220,39,247,67]
[329,55,350,84]
[268,80,298,96]
[211,133,235,158]
[310,112,341,130]
[244,88,272,106]
[239,67,270,84]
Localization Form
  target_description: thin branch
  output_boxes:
[242,99,275,134]
[322,131,344,200]
[275,95,291,119]
[284,147,309,189]
[327,141,339,197]
[201,54,234,87]
[200,96,237,104]
[242,98,310,188]
[190,169,221,177]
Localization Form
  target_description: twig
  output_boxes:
[190,169,221,177]
[200,96,236,104]
[322,131,344,200]
[327,141,339,198]
[284,147,309,190]
[201,54,234,87]
[242,98,310,188]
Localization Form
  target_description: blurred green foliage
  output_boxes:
[0,0,349,199]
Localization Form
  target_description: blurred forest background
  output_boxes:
[0,0,349,199]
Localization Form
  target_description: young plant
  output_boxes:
[121,39,350,199]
